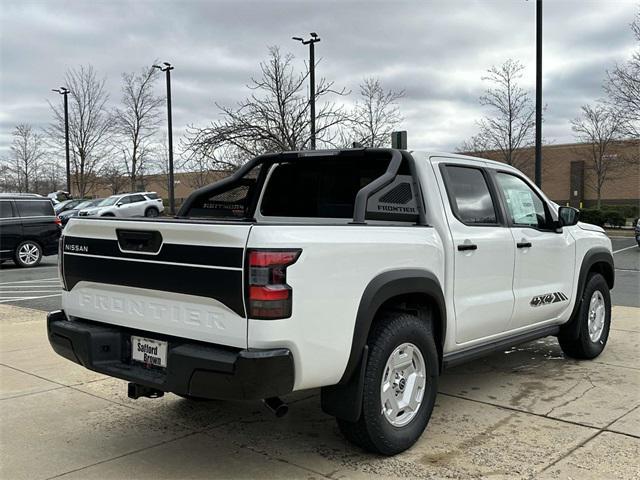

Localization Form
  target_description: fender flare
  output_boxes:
[560,247,614,340]
[321,269,446,421]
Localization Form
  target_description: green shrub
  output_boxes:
[579,208,605,227]
[601,204,640,219]
[602,209,625,228]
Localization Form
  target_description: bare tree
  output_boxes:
[100,162,127,195]
[459,59,536,169]
[346,78,404,148]
[47,65,113,197]
[571,104,626,208]
[604,11,640,139]
[39,159,66,194]
[115,65,164,191]
[9,124,46,193]
[185,46,348,166]
[181,144,235,189]
[0,161,17,193]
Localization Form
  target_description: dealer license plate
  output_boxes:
[131,336,168,368]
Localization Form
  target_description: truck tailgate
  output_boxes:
[61,218,250,348]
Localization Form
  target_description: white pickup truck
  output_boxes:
[48,148,614,455]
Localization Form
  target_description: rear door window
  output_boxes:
[442,165,498,225]
[15,200,54,217]
[129,195,145,203]
[0,201,14,218]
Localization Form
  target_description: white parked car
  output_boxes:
[78,192,164,218]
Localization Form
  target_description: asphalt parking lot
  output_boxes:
[0,235,638,479]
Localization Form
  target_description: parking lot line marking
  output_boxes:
[613,245,637,254]
[0,285,62,293]
[0,290,61,294]
[0,293,62,303]
[0,277,59,285]
[0,266,57,273]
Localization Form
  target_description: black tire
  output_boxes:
[101,212,115,217]
[13,240,43,268]
[145,207,159,217]
[337,312,439,455]
[558,273,611,359]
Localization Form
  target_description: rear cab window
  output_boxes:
[15,200,54,218]
[259,156,419,223]
[182,151,423,225]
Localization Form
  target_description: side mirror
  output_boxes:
[116,203,122,207]
[558,206,580,227]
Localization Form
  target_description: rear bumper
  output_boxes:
[47,310,295,400]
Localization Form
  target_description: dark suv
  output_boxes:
[0,196,61,267]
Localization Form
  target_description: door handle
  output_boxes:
[517,241,532,248]
[457,244,477,251]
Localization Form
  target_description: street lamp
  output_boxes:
[534,0,543,187]
[52,87,71,193]
[292,32,321,150]
[153,62,176,215]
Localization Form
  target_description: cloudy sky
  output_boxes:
[0,0,637,157]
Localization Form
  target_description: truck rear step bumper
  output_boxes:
[47,310,294,400]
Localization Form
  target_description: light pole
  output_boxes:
[153,62,176,215]
[534,0,543,187]
[52,87,71,194]
[292,32,320,150]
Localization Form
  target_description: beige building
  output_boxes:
[81,141,639,209]
[465,140,640,208]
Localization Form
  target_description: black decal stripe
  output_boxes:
[64,254,245,316]
[64,235,243,268]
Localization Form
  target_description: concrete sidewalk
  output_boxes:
[0,305,638,479]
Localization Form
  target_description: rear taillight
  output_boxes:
[247,249,301,319]
[58,236,67,291]
[54,216,62,226]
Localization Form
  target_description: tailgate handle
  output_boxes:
[116,229,163,254]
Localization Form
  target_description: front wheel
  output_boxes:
[14,240,43,268]
[337,312,439,455]
[558,273,611,359]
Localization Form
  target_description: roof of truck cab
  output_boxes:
[411,151,518,171]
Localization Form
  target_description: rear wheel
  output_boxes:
[558,273,611,359]
[145,207,159,217]
[337,312,439,455]
[14,240,42,268]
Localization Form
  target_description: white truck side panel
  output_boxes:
[246,225,444,391]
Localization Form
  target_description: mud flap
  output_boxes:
[321,346,368,422]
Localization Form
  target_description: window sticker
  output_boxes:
[505,188,537,225]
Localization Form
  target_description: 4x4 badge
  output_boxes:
[530,292,568,307]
